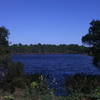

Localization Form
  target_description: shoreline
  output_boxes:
[11,53,88,55]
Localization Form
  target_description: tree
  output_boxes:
[0,26,10,47]
[82,20,100,66]
[0,26,24,93]
[0,26,10,63]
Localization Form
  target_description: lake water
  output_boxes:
[12,54,100,95]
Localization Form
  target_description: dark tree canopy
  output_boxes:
[82,20,100,48]
[82,20,100,66]
[0,26,10,47]
[0,26,24,92]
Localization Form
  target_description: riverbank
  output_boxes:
[11,53,88,56]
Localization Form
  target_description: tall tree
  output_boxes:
[0,26,24,93]
[0,26,10,46]
[0,26,10,55]
[82,20,100,66]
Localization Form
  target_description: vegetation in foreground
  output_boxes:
[0,74,100,100]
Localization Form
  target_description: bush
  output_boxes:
[67,74,100,94]
[3,96,14,100]
[64,74,100,100]
[93,54,100,67]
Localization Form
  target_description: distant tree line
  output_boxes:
[10,43,88,54]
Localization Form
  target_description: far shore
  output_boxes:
[11,52,88,55]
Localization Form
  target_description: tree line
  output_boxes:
[10,43,88,54]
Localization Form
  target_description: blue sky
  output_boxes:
[0,0,100,45]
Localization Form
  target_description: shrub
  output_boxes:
[67,74,100,94]
[3,96,14,100]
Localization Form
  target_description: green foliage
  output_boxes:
[31,82,39,88]
[82,20,100,46]
[82,20,100,66]
[0,26,10,67]
[67,74,100,94]
[0,26,10,47]
[66,74,100,100]
[30,75,49,94]
[0,26,25,93]
[3,95,14,100]
[21,74,51,100]
[89,86,100,99]
[11,43,88,54]
[41,93,56,100]
[7,61,24,78]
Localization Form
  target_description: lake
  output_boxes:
[12,54,100,95]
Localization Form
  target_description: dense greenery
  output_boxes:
[82,20,100,66]
[66,74,100,100]
[0,26,25,93]
[10,43,87,54]
[67,74,100,94]
[1,73,100,100]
